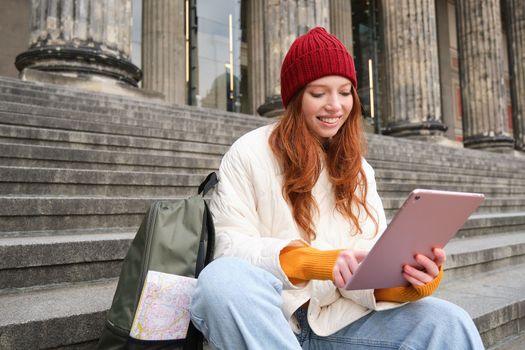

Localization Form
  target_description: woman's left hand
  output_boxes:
[402,248,446,286]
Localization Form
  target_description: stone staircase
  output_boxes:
[0,76,523,349]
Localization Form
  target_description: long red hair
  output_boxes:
[269,88,378,241]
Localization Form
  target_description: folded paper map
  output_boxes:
[130,270,197,340]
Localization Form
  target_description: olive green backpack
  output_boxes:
[97,173,218,350]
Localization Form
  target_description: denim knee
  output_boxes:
[408,297,484,349]
[414,297,474,327]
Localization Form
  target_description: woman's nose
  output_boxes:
[325,93,342,111]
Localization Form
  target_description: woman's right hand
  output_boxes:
[332,249,368,288]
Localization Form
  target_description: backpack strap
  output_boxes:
[198,172,219,196]
[183,173,217,350]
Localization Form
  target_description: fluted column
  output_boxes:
[506,0,525,150]
[381,0,447,138]
[456,0,514,151]
[257,0,330,117]
[15,0,141,86]
[142,0,185,104]
[248,0,266,113]
[329,0,353,54]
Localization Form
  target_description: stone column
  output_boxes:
[506,0,525,151]
[257,0,330,117]
[381,0,447,139]
[329,0,353,54]
[456,0,514,151]
[142,0,185,104]
[247,0,266,113]
[15,0,141,87]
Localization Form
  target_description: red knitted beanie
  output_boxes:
[280,27,356,107]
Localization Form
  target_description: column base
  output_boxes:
[463,134,515,153]
[19,68,163,101]
[514,135,525,152]
[256,95,284,118]
[382,120,448,138]
[15,46,142,87]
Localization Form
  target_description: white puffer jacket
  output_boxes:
[209,124,403,336]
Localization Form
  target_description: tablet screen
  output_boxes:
[344,189,484,290]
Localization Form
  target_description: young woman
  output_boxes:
[190,27,484,350]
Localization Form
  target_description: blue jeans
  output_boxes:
[190,257,484,350]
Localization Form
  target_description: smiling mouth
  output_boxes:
[317,116,341,125]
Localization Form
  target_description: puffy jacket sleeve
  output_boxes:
[209,139,307,288]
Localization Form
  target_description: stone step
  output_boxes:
[0,166,204,197]
[2,244,523,348]
[0,278,115,349]
[382,196,525,216]
[435,263,525,348]
[1,223,523,291]
[443,231,525,281]
[0,97,263,138]
[1,99,523,177]
[375,169,525,187]
[4,121,524,184]
[459,212,525,238]
[2,79,512,171]
[0,123,230,157]
[367,131,521,164]
[1,76,524,169]
[0,196,183,233]
[369,158,525,182]
[0,142,220,172]
[0,229,133,290]
[368,151,525,178]
[0,78,265,126]
[0,88,265,129]
[1,119,523,182]
[1,194,524,234]
[2,141,524,190]
[488,332,525,350]
[3,123,525,185]
[2,166,524,200]
[377,182,525,197]
[0,110,239,147]
[0,76,265,119]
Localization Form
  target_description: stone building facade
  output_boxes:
[1,0,523,152]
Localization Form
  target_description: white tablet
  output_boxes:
[344,189,485,290]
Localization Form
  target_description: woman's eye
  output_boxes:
[340,91,351,96]
[310,92,324,98]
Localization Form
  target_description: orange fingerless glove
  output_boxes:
[279,246,342,284]
[279,246,444,302]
